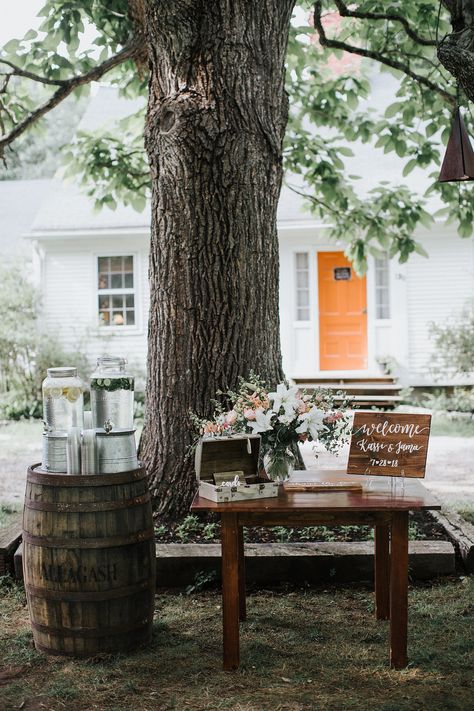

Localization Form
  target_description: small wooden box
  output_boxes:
[194,434,279,503]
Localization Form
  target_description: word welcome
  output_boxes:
[356,421,429,439]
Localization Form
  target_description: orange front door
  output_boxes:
[318,251,367,370]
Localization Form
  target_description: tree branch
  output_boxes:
[0,42,139,154]
[286,183,339,216]
[313,2,455,106]
[0,59,66,86]
[333,0,437,47]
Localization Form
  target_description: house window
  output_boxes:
[295,252,310,321]
[97,256,136,327]
[374,256,390,319]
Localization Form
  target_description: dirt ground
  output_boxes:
[0,420,473,510]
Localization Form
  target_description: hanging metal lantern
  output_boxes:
[438,107,474,182]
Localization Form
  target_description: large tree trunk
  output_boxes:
[139,0,295,518]
[439,0,474,101]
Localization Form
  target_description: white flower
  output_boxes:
[295,407,327,441]
[278,413,295,425]
[268,383,300,416]
[247,408,275,434]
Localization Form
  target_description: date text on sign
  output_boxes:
[347,412,431,478]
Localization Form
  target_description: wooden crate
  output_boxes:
[195,434,278,503]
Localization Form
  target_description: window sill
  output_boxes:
[96,326,144,336]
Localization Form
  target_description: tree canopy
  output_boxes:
[1,0,473,273]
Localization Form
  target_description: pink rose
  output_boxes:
[324,412,343,424]
[244,408,256,421]
[297,399,308,414]
[225,410,238,425]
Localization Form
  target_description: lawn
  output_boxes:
[429,414,474,438]
[0,504,19,528]
[0,576,472,711]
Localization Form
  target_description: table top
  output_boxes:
[191,470,441,513]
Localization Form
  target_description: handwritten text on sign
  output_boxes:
[347,412,431,478]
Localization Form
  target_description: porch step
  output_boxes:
[292,376,402,409]
[296,382,400,395]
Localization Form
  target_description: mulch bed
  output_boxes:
[154,509,449,545]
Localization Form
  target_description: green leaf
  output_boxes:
[384,102,404,119]
[458,221,473,238]
[414,242,429,258]
[2,39,20,54]
[402,159,418,177]
[337,146,354,157]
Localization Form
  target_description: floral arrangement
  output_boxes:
[193,374,351,481]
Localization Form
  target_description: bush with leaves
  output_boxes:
[429,302,474,378]
[422,388,474,414]
[0,262,90,420]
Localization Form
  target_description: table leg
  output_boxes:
[221,512,240,671]
[375,524,390,620]
[238,525,246,621]
[390,511,409,669]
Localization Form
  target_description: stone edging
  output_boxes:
[154,541,455,587]
[12,540,454,587]
[430,509,474,573]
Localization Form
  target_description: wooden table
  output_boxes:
[191,472,441,671]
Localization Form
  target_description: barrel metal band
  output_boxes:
[22,528,154,549]
[27,465,147,487]
[25,492,151,513]
[25,579,154,602]
[31,618,152,639]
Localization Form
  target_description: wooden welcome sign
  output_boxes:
[347,412,431,478]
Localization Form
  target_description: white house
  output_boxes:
[2,85,473,389]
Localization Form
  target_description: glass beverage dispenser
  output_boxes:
[90,356,134,430]
[42,367,84,432]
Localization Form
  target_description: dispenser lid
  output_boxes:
[46,367,77,378]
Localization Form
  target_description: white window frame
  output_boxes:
[294,251,311,322]
[374,255,391,321]
[94,251,141,333]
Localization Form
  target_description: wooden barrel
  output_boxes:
[23,465,156,657]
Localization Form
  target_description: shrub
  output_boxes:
[429,301,474,377]
[422,387,474,414]
[0,262,91,420]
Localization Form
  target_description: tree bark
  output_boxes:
[439,0,474,101]
[139,0,295,518]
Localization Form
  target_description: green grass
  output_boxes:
[429,413,474,437]
[0,504,20,528]
[457,506,474,526]
[0,576,472,711]
[0,419,42,456]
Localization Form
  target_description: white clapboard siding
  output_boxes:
[406,229,474,383]
[40,236,149,384]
